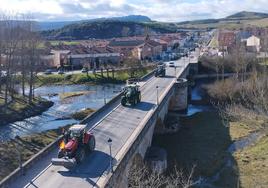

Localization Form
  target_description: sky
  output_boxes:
[1,0,268,22]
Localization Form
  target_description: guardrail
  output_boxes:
[0,68,156,188]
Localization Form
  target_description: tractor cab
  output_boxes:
[124,84,139,94]
[121,84,141,106]
[68,124,87,139]
[154,64,166,77]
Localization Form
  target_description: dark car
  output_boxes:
[44,69,53,75]
[58,69,64,74]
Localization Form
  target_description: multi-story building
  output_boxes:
[51,45,120,69]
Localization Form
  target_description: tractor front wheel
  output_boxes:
[57,150,64,158]
[75,148,86,163]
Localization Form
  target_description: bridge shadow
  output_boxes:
[131,101,155,111]
[58,150,116,181]
[163,75,176,79]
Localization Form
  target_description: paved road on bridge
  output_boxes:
[9,55,197,188]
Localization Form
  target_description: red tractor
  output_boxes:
[51,124,95,168]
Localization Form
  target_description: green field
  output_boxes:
[176,17,268,29]
[49,40,81,46]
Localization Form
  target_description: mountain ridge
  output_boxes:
[38,15,151,31]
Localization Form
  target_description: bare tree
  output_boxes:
[123,57,144,78]
[0,13,42,107]
[27,24,41,103]
[128,164,195,188]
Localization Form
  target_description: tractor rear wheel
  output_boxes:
[132,98,137,106]
[88,136,96,152]
[75,147,86,163]
[121,97,127,106]
[138,93,141,103]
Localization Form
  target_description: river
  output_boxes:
[0,84,124,141]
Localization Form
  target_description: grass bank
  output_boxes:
[215,116,268,188]
[0,126,67,182]
[36,68,153,85]
[59,91,95,100]
[0,95,53,126]
[153,110,268,188]
[71,108,96,120]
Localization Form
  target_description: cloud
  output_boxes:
[0,0,268,22]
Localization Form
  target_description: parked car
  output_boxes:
[168,62,175,67]
[58,69,64,74]
[44,69,52,75]
[81,67,88,73]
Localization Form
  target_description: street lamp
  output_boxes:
[103,86,106,105]
[156,86,159,105]
[14,135,24,175]
[107,138,113,173]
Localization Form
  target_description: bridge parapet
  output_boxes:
[170,78,188,112]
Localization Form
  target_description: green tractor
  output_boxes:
[121,84,141,106]
[154,65,166,77]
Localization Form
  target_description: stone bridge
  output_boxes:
[1,53,198,188]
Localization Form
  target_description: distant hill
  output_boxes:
[41,20,177,40]
[176,11,268,29]
[38,15,152,31]
[40,11,268,40]
[226,11,268,20]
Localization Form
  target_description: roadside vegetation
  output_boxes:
[200,50,268,187]
[0,127,65,182]
[35,67,154,86]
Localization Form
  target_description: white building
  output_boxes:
[244,35,261,53]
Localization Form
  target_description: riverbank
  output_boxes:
[0,126,66,181]
[215,115,268,187]
[0,96,53,126]
[71,108,96,120]
[153,110,268,187]
[35,68,153,86]
[153,106,268,187]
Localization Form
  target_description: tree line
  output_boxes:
[0,15,43,106]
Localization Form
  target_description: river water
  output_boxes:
[0,84,123,141]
